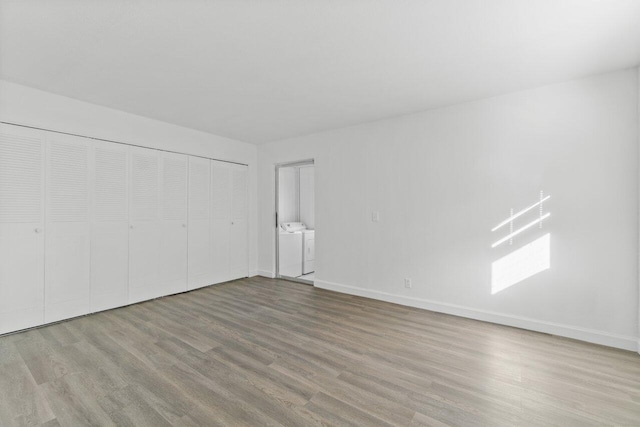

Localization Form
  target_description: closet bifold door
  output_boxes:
[91,140,129,312]
[229,163,249,280]
[44,133,91,323]
[129,146,161,303]
[158,151,188,295]
[211,160,232,284]
[188,156,212,290]
[0,124,45,334]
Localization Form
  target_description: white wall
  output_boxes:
[258,68,639,350]
[277,165,314,228]
[278,167,299,224]
[299,165,315,229]
[0,80,259,276]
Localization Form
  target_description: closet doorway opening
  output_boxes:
[275,159,315,285]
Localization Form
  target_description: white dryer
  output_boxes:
[302,229,315,275]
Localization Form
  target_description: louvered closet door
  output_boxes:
[129,147,161,303]
[188,156,212,290]
[0,124,45,334]
[91,140,129,312]
[158,152,188,296]
[211,160,232,284]
[229,164,249,279]
[44,134,91,323]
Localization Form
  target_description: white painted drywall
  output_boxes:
[278,167,299,225]
[0,80,259,276]
[258,68,639,350]
[299,166,315,229]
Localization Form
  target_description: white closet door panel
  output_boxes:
[229,165,248,279]
[211,161,232,220]
[158,152,187,295]
[229,218,248,279]
[158,221,187,295]
[188,219,211,289]
[211,218,231,284]
[0,127,44,223]
[0,224,44,334]
[0,124,45,334]
[46,137,90,223]
[129,147,161,303]
[189,157,210,221]
[231,166,248,220]
[91,140,129,312]
[44,222,91,322]
[211,161,231,283]
[94,144,128,221]
[92,222,129,311]
[45,135,91,323]
[130,149,159,221]
[162,153,188,221]
[129,221,162,303]
[210,161,248,283]
[188,156,211,290]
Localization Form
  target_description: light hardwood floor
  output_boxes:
[0,277,639,426]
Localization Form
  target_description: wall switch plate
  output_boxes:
[372,211,380,222]
[404,278,412,288]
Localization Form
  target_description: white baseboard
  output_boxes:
[314,279,638,352]
[249,270,258,277]
[257,269,275,278]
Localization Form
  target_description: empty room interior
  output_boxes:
[1,1,640,426]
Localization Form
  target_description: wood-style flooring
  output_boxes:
[0,277,639,426]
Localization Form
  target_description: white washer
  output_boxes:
[302,229,315,275]
[279,222,306,277]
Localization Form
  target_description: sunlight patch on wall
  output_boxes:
[491,192,550,248]
[491,233,550,294]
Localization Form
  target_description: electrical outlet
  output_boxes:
[372,211,380,222]
[404,278,412,288]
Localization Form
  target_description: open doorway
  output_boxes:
[275,160,315,284]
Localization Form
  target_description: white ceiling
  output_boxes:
[1,1,639,144]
